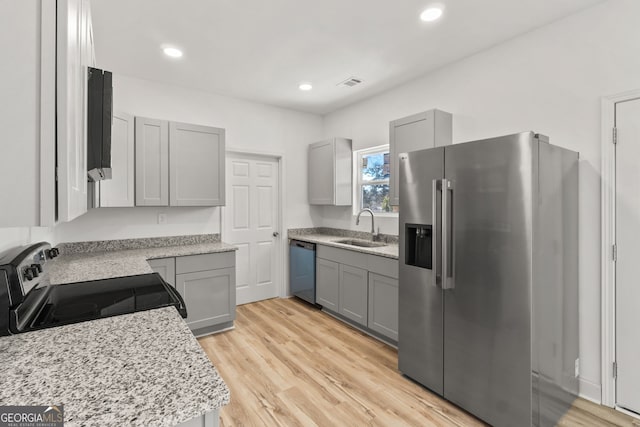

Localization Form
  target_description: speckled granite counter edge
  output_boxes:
[58,234,221,255]
[288,228,399,259]
[288,227,398,244]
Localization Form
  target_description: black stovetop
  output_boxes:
[27,273,187,330]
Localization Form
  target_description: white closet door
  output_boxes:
[224,153,279,305]
[616,97,640,414]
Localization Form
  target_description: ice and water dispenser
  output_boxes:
[405,224,432,269]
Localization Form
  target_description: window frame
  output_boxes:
[353,145,397,217]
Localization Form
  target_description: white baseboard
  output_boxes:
[579,377,602,404]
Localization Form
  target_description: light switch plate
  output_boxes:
[575,358,580,378]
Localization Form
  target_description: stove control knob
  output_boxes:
[32,263,43,273]
[47,248,59,259]
[24,268,35,281]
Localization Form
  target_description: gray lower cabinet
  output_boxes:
[176,268,235,333]
[368,273,399,341]
[315,244,398,342]
[148,257,176,287]
[316,257,339,311]
[147,251,236,336]
[338,264,368,326]
[176,409,219,427]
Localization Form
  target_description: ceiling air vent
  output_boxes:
[337,77,363,88]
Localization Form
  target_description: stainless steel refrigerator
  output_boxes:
[398,132,579,427]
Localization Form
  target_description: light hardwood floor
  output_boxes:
[198,298,639,427]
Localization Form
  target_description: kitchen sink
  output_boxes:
[335,239,387,248]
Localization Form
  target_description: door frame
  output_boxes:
[222,148,286,299]
[601,88,640,409]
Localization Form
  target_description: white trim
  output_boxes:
[579,377,603,404]
[39,0,56,226]
[222,148,286,299]
[616,405,640,420]
[601,89,640,408]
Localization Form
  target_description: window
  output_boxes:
[354,146,396,214]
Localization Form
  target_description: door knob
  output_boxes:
[273,232,280,237]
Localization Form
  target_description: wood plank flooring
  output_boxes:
[198,298,639,427]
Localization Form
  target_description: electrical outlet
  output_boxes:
[575,358,580,378]
[158,213,167,225]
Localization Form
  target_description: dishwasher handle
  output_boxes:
[290,240,315,251]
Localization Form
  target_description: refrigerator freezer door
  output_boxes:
[398,146,445,395]
[443,133,534,426]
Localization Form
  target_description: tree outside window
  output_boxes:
[356,147,395,213]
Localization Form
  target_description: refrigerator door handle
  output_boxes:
[432,179,441,288]
[442,179,455,290]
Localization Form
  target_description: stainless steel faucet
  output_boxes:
[356,208,377,238]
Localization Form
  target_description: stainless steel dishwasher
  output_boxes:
[289,240,316,304]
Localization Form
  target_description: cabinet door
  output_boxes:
[308,139,335,205]
[99,112,134,207]
[339,264,368,326]
[148,257,176,288]
[316,258,339,311]
[176,268,236,331]
[389,110,451,206]
[368,273,399,341]
[169,121,225,206]
[135,117,169,206]
[57,0,92,222]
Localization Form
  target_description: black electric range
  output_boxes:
[0,242,186,336]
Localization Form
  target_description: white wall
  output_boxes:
[0,227,54,253]
[322,0,640,402]
[54,74,324,243]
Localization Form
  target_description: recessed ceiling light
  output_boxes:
[299,83,313,91]
[420,7,443,22]
[163,47,183,58]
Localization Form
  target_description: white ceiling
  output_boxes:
[91,0,602,115]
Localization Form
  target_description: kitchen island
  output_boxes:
[0,307,229,426]
[0,235,237,426]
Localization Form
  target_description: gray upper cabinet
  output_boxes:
[134,117,225,207]
[135,116,169,206]
[169,122,225,206]
[99,111,134,207]
[308,137,352,206]
[389,109,452,206]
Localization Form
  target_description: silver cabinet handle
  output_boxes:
[442,179,454,290]
[273,232,280,237]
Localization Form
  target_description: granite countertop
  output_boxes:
[0,307,229,427]
[288,231,399,260]
[50,241,237,285]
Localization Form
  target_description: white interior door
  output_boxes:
[616,97,640,415]
[224,153,280,305]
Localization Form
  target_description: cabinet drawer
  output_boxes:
[367,255,398,279]
[176,251,235,274]
[317,245,368,270]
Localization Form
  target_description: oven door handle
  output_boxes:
[161,278,188,319]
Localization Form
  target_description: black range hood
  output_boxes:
[87,67,113,181]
